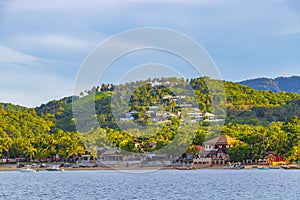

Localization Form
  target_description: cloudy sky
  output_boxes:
[1,0,300,107]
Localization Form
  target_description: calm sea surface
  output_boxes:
[0,169,299,200]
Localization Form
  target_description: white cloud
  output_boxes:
[0,43,48,65]
[6,0,221,13]
[0,44,76,107]
[129,0,223,5]
[12,34,92,52]
[5,0,129,13]
[2,33,102,62]
[1,0,300,107]
[0,70,74,107]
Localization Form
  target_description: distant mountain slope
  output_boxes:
[31,77,300,131]
[238,76,300,93]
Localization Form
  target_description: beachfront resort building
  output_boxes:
[192,135,237,165]
[201,135,237,159]
[97,148,124,165]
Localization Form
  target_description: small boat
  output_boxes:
[224,165,245,170]
[19,168,36,172]
[290,165,300,169]
[269,166,280,169]
[45,166,64,172]
[173,166,195,170]
[281,165,300,170]
[258,167,270,170]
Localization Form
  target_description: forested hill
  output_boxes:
[1,77,300,162]
[0,103,27,112]
[238,76,300,93]
[2,77,300,133]
[31,77,300,132]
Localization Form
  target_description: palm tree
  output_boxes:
[0,131,12,157]
[23,142,37,161]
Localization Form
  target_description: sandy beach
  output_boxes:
[1,164,299,172]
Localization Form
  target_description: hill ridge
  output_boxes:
[238,75,300,93]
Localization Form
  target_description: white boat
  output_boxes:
[19,168,36,172]
[223,165,245,170]
[45,166,64,172]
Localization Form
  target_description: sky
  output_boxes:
[0,0,300,107]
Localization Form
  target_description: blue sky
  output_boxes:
[1,0,300,107]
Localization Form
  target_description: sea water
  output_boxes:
[0,169,299,200]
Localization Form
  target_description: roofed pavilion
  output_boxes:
[204,135,236,150]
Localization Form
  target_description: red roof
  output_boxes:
[194,145,204,151]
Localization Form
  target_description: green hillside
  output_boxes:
[0,77,299,162]
[34,77,300,131]
[0,108,84,160]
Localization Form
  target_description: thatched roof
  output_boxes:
[204,135,236,146]
[101,150,120,155]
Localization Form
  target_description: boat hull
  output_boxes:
[19,168,36,172]
[45,168,64,172]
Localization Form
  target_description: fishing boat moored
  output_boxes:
[19,168,36,172]
[281,165,300,170]
[223,165,245,170]
[45,166,64,172]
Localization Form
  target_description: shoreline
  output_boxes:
[1,164,298,172]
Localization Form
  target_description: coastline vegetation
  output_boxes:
[0,77,299,163]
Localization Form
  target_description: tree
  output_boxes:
[228,143,252,162]
[287,141,300,162]
[192,129,207,145]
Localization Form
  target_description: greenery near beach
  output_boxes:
[0,77,299,164]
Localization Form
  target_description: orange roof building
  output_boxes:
[204,135,236,146]
[198,135,239,160]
